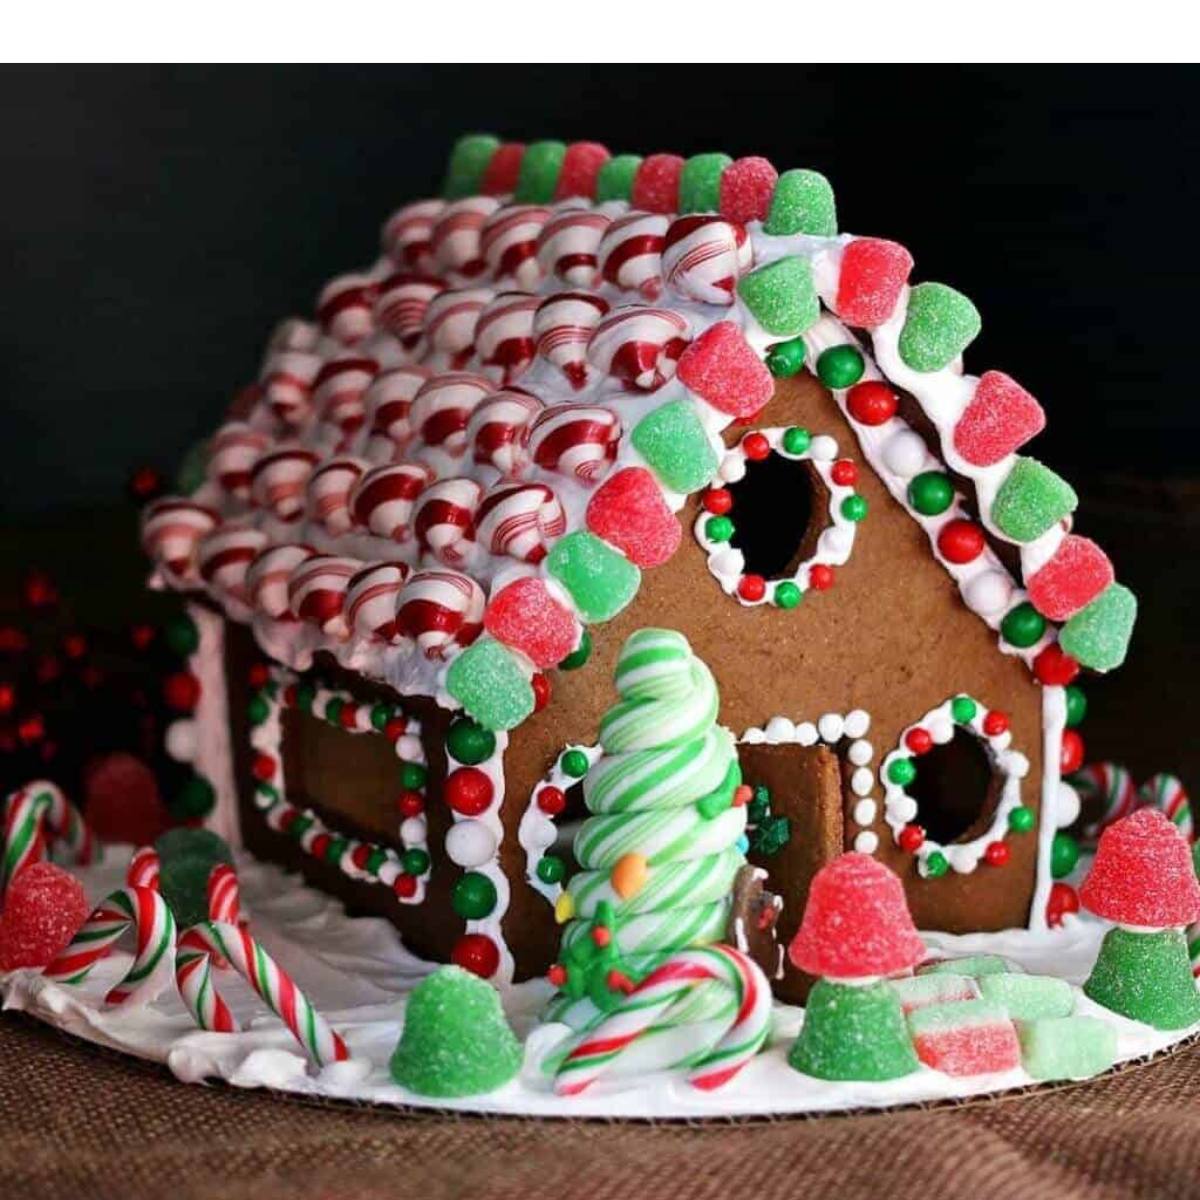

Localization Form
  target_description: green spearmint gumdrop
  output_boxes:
[679,152,732,213]
[737,256,820,337]
[515,140,566,203]
[1084,927,1200,1030]
[546,531,641,623]
[991,457,1078,542]
[442,134,500,199]
[918,953,1019,978]
[890,973,979,1011]
[389,966,523,1097]
[446,637,534,732]
[898,282,981,372]
[977,973,1074,1021]
[1017,1016,1117,1081]
[158,855,220,930]
[631,398,719,494]
[155,827,233,869]
[595,154,643,203]
[1059,583,1137,672]
[763,168,837,237]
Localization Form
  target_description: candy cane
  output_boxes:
[206,863,242,925]
[1073,762,1137,848]
[174,921,349,1067]
[43,886,176,1008]
[1138,773,1193,843]
[126,846,161,892]
[553,944,770,1095]
[2,781,96,899]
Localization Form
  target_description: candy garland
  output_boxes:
[1,781,97,901]
[694,427,865,609]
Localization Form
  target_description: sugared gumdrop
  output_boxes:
[630,399,719,494]
[483,577,578,668]
[631,154,685,214]
[679,153,732,214]
[719,156,778,225]
[764,169,837,237]
[480,143,525,196]
[83,752,170,847]
[545,531,641,623]
[555,142,611,200]
[159,855,220,929]
[834,238,914,328]
[907,1000,1020,1076]
[585,467,682,569]
[1027,535,1114,622]
[737,257,819,337]
[0,863,89,970]
[991,457,1078,542]
[446,637,535,732]
[676,321,774,420]
[953,371,1046,467]
[1060,583,1137,673]
[595,155,642,204]
[155,827,233,869]
[898,282,981,373]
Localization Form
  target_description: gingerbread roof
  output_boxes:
[140,135,1137,732]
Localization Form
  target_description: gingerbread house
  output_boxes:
[140,136,1136,1003]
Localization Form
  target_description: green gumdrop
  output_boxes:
[546,531,641,623]
[515,140,566,203]
[897,282,981,373]
[155,826,233,868]
[595,154,642,203]
[442,134,500,199]
[991,457,1078,542]
[631,398,719,493]
[679,152,732,213]
[918,953,1016,979]
[1059,584,1137,672]
[737,256,820,337]
[977,973,1074,1021]
[1051,831,1080,879]
[446,638,534,732]
[158,854,219,929]
[789,979,918,1081]
[1084,927,1200,1030]
[763,168,837,237]
[389,966,523,1097]
[1017,1016,1116,1081]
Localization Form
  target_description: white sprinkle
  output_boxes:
[817,713,844,743]
[854,831,879,854]
[853,799,877,826]
[765,715,796,743]
[843,709,870,738]
[796,722,819,747]
[848,739,873,766]
[851,767,875,797]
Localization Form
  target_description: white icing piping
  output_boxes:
[1031,685,1068,931]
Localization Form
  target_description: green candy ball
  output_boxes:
[370,703,391,732]
[324,837,348,866]
[816,345,865,390]
[446,718,496,766]
[1007,805,1035,834]
[782,426,811,456]
[561,749,590,778]
[774,581,803,610]
[766,338,806,378]
[402,847,431,876]
[925,851,950,878]
[324,698,344,726]
[452,871,498,919]
[1051,832,1081,879]
[399,761,428,790]
[1001,603,1047,649]
[951,695,977,723]
[295,682,316,712]
[559,629,593,671]
[908,471,954,517]
[365,847,388,875]
[247,693,270,726]
[171,774,216,820]
[705,515,734,543]
[1065,685,1088,728]
[888,758,917,787]
[841,494,868,522]
[163,613,200,657]
[536,855,566,885]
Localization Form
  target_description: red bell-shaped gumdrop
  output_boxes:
[555,142,611,200]
[1080,808,1200,928]
[0,862,90,970]
[953,371,1046,467]
[481,144,525,195]
[676,321,773,419]
[788,853,925,979]
[631,154,685,214]
[1027,535,1114,622]
[719,156,778,225]
[483,577,579,668]
[835,238,914,328]
[585,467,681,568]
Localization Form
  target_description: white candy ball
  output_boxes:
[882,430,927,479]
[400,816,427,846]
[965,570,1014,616]
[809,435,838,462]
[848,739,873,766]
[843,709,871,738]
[719,456,747,484]
[853,798,877,826]
[795,722,818,747]
[165,719,197,762]
[1056,780,1081,829]
[765,715,796,743]
[396,735,423,761]
[817,712,844,743]
[445,819,498,868]
[854,830,879,854]
[851,767,875,797]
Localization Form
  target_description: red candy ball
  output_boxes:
[703,488,733,515]
[393,873,418,900]
[452,932,501,978]
[743,432,771,461]
[247,662,270,689]
[163,671,202,712]
[808,564,835,591]
[936,519,985,565]
[846,381,898,426]
[898,824,925,853]
[531,672,551,712]
[984,840,1011,867]
[738,574,766,602]
[445,767,494,816]
[396,789,425,818]
[0,683,14,716]
[384,717,408,741]
[905,728,933,755]
[310,833,331,859]
[1060,728,1085,775]
[537,786,566,816]
[830,459,858,487]
[0,863,89,970]
[351,844,372,871]
[1034,644,1080,687]
[251,753,277,782]
[982,710,1010,737]
[1046,881,1080,928]
[21,570,60,612]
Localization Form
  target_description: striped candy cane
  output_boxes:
[126,847,161,892]
[553,944,770,1095]
[43,886,176,1008]
[2,781,97,899]
[1138,773,1193,843]
[174,921,349,1068]
[206,863,242,925]
[1072,762,1137,848]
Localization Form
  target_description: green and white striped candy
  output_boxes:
[574,804,746,871]
[567,846,744,919]
[585,728,735,814]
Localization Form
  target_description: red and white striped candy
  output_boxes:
[476,481,567,563]
[306,455,369,536]
[316,273,378,346]
[467,388,543,476]
[381,198,446,271]
[587,305,690,391]
[197,522,269,608]
[527,404,621,485]
[249,445,321,522]
[207,422,271,500]
[480,203,549,288]
[345,561,411,643]
[431,196,501,277]
[421,287,495,367]
[259,346,322,427]
[410,372,495,456]
[286,554,363,639]
[599,210,670,300]
[349,462,433,542]
[363,365,431,462]
[312,354,378,448]
[534,291,611,390]
[374,272,445,349]
[413,478,483,568]
[141,497,220,586]
[206,863,241,925]
[537,204,611,287]
[266,317,321,356]
[475,291,540,384]
[396,568,485,659]
[126,846,160,892]
[662,215,752,306]
[246,543,316,619]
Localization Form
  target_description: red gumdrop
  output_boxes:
[788,852,925,979]
[718,157,778,225]
[555,142,611,200]
[586,467,682,569]
[452,932,500,978]
[834,238,914,328]
[480,143,525,195]
[483,577,578,668]
[1080,807,1200,927]
[1027,535,1114,622]
[676,321,774,419]
[952,371,1046,467]
[0,863,89,970]
[632,154,685,214]
[83,752,170,846]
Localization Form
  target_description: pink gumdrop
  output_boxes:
[585,467,681,569]
[483,577,578,668]
[835,238,914,328]
[719,157,778,224]
[676,321,774,419]
[953,371,1047,467]
[555,142,611,200]
[0,863,89,970]
[1027,535,1114,622]
[632,154,685,214]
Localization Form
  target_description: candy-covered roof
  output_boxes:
[140,135,1137,732]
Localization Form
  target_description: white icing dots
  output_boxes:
[854,831,879,854]
[817,713,844,743]
[853,798,877,826]
[851,767,875,797]
[445,819,498,868]
[881,430,928,478]
[965,570,1014,617]
[843,710,871,739]
[847,739,873,767]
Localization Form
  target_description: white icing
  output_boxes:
[187,604,241,848]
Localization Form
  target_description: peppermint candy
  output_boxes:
[410,371,495,456]
[346,561,411,643]
[312,354,378,448]
[259,345,322,426]
[413,478,483,568]
[534,291,611,390]
[467,388,543,476]
[480,203,550,288]
[265,316,320,355]
[431,196,500,277]
[587,305,690,391]
[662,215,752,305]
[363,365,432,463]
[306,455,369,536]
[537,204,611,287]
[374,272,445,349]
[396,568,485,659]
[599,210,670,300]
[245,543,316,619]
[475,291,540,384]
[316,273,378,346]
[207,422,270,500]
[381,198,446,271]
[287,553,364,639]
[476,481,567,564]
[141,497,220,586]
[197,522,268,609]
[249,444,321,521]
[421,287,495,367]
[527,404,621,485]
[349,462,433,542]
